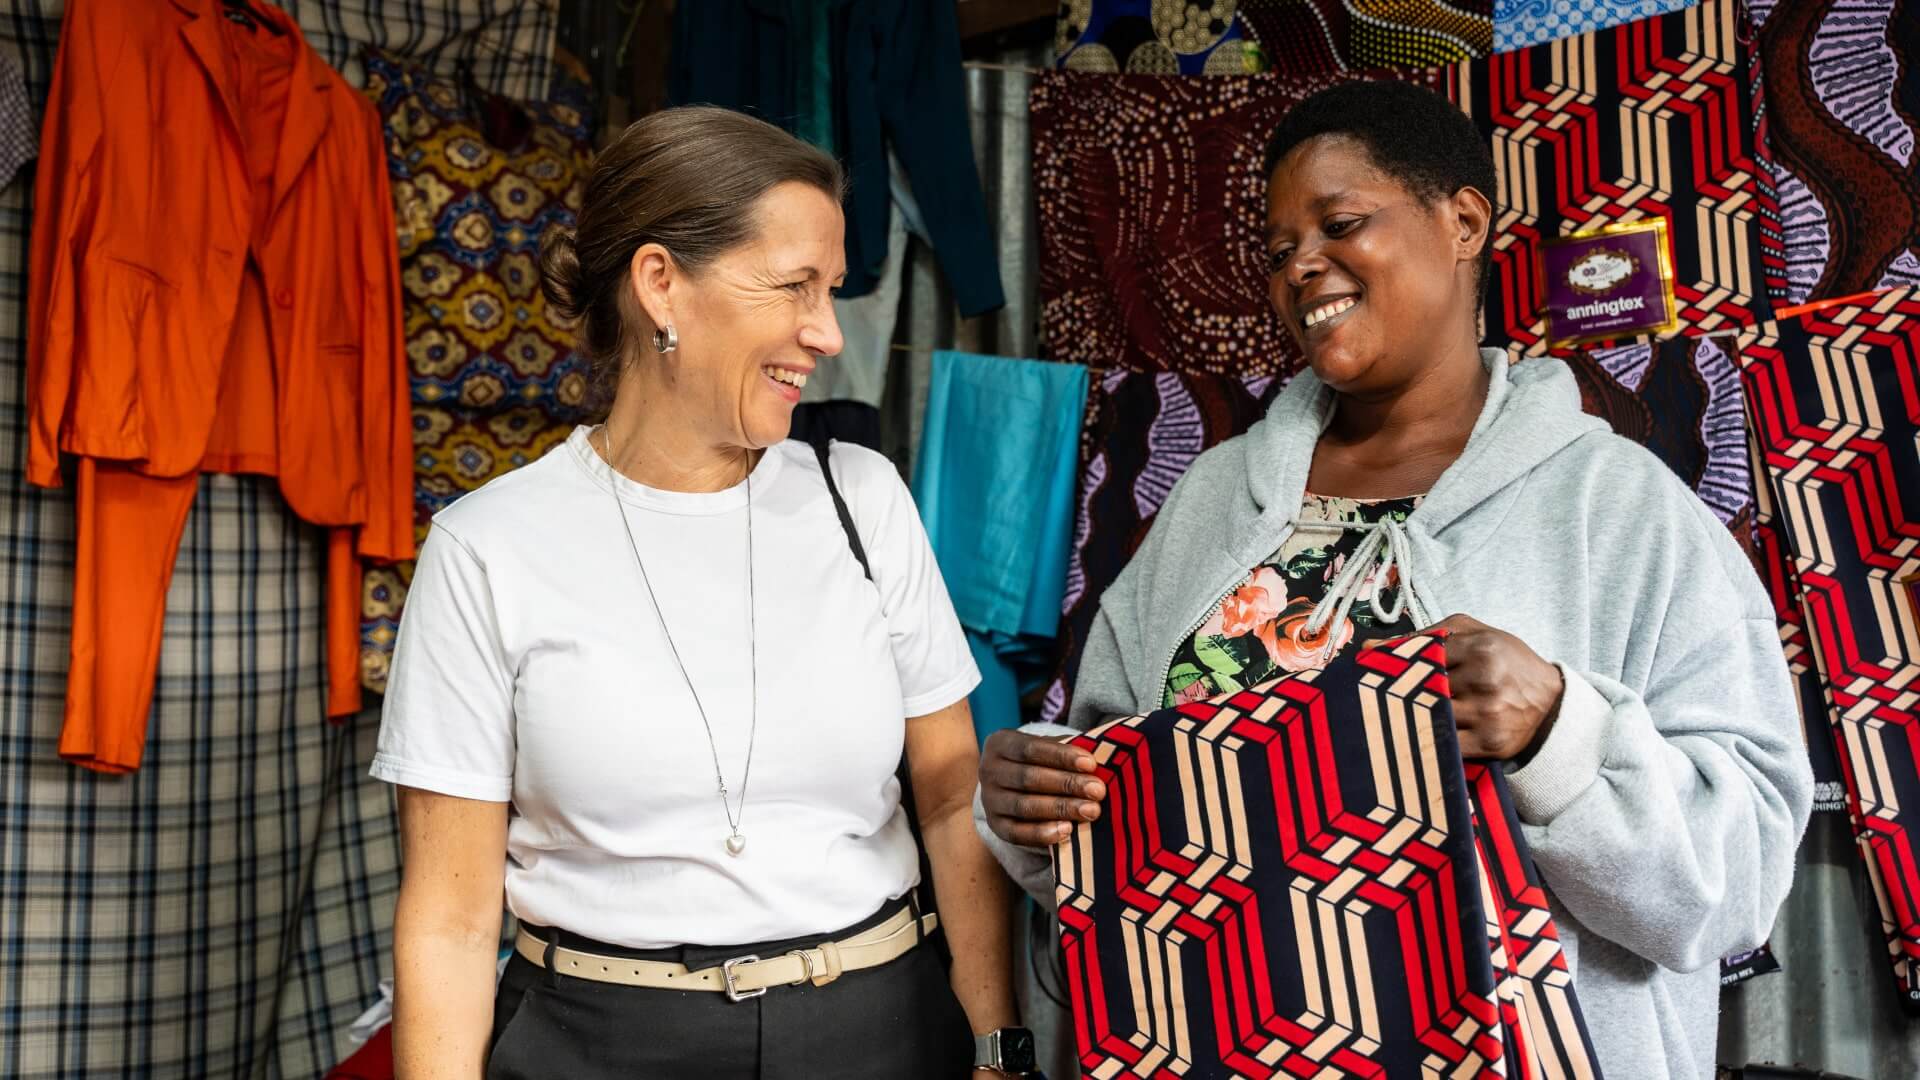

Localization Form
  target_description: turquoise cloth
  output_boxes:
[912,352,1088,742]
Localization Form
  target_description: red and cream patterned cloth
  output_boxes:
[1735,285,1920,1010]
[1056,636,1603,1077]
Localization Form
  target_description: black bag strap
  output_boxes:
[809,436,944,950]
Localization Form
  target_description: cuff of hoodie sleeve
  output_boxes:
[1505,664,1612,826]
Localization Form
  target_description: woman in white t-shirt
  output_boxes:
[373,107,1032,1079]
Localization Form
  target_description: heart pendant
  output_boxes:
[725,833,746,856]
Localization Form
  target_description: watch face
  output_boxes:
[1001,1028,1036,1071]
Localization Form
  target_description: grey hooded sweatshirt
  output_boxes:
[977,349,1813,1078]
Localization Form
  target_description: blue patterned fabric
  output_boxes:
[1494,0,1701,51]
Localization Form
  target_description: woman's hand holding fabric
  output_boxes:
[979,729,1108,846]
[1367,613,1564,762]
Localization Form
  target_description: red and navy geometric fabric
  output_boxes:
[1055,636,1603,1077]
[1734,285,1920,1011]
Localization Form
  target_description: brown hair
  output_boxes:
[539,106,846,405]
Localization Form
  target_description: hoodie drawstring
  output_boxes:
[1293,518,1433,652]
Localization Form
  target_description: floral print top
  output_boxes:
[1163,493,1425,707]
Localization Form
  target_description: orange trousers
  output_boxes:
[58,271,365,774]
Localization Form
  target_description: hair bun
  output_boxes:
[538,228,588,321]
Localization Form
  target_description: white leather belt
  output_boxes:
[515,905,937,1002]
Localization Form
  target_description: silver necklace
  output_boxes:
[601,424,758,857]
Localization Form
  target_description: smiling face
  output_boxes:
[634,181,847,450]
[1264,135,1488,394]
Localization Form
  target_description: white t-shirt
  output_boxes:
[371,426,980,949]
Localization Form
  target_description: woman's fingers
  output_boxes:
[980,731,1107,846]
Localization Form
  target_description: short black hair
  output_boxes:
[1262,80,1497,302]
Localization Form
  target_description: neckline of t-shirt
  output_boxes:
[566,425,785,515]
[1303,490,1427,507]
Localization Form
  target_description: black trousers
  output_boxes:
[485,902,974,1079]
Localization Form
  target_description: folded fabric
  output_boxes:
[1054,0,1264,75]
[1044,370,1281,724]
[912,352,1089,738]
[1056,635,1602,1078]
[1493,0,1698,52]
[1240,0,1492,72]
[1751,0,1920,307]
[1031,65,1444,377]
[1473,0,1781,353]
[1734,285,1920,1010]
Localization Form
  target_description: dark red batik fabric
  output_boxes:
[1238,0,1493,73]
[1041,370,1282,725]
[1055,636,1603,1078]
[1030,65,1444,378]
[1750,0,1920,307]
[1735,286,1920,1010]
[1471,0,1782,355]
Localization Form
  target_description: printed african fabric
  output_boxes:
[359,51,595,694]
[1492,0,1698,52]
[1165,494,1421,708]
[1749,0,1920,307]
[1056,636,1603,1079]
[1031,65,1446,378]
[1558,339,1850,812]
[1043,370,1281,725]
[1054,0,1267,75]
[1471,0,1781,355]
[1238,0,1492,72]
[1734,285,1920,1011]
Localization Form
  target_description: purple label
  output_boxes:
[1541,221,1676,346]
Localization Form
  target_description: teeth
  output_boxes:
[763,366,809,388]
[1304,296,1357,327]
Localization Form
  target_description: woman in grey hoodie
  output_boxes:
[976,81,1813,1078]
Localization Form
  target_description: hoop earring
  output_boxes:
[652,325,678,354]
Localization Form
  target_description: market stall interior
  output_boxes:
[0,0,1916,1077]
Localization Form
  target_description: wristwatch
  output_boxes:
[974,1027,1037,1073]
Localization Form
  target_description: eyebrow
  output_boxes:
[775,266,847,283]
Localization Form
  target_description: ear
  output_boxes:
[626,243,676,335]
[1449,184,1493,272]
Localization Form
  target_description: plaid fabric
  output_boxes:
[274,0,556,98]
[0,2,434,1073]
[0,48,29,189]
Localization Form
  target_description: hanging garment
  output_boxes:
[1031,65,1445,377]
[27,0,412,772]
[911,351,1088,741]
[356,50,595,695]
[1053,0,1265,75]
[1043,370,1280,724]
[1056,635,1603,1078]
[1560,335,1849,813]
[1750,0,1920,307]
[1238,0,1493,73]
[1471,0,1781,354]
[1734,285,1920,1011]
[788,400,883,451]
[0,48,33,189]
[802,159,919,408]
[1492,0,1699,52]
[668,1,1004,316]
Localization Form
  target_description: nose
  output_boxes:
[798,295,844,359]
[1284,238,1329,293]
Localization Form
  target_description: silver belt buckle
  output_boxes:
[722,954,765,1002]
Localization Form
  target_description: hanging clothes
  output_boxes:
[1734,284,1920,1011]
[1043,370,1280,725]
[667,0,1004,316]
[355,50,595,695]
[911,351,1087,741]
[1052,0,1265,75]
[1752,0,1920,307]
[0,48,34,189]
[1056,636,1603,1078]
[27,0,411,773]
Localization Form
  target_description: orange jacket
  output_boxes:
[27,0,412,563]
